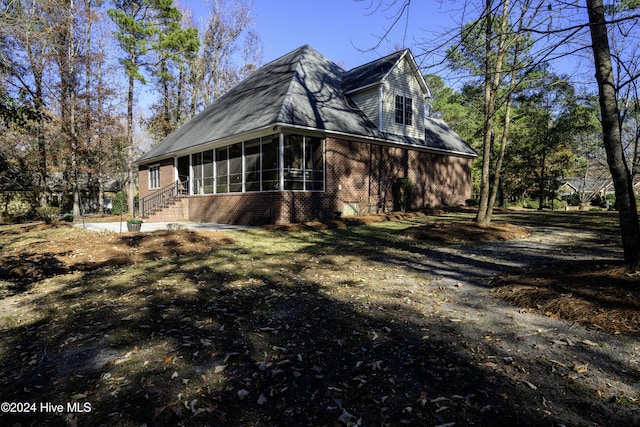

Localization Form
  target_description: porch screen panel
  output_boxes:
[202,150,214,194]
[192,152,203,194]
[284,134,304,190]
[261,135,279,191]
[305,137,324,191]
[229,143,242,192]
[215,147,228,193]
[244,139,261,192]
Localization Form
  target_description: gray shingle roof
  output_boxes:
[137,45,475,163]
[342,50,405,93]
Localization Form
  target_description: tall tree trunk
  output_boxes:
[176,66,184,125]
[476,0,496,226]
[162,59,171,137]
[586,0,640,269]
[65,0,80,218]
[85,0,93,212]
[486,100,510,221]
[476,0,509,226]
[35,76,47,207]
[127,72,136,216]
[538,149,546,210]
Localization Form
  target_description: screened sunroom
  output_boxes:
[180,133,325,196]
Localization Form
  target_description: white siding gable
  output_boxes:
[350,88,380,129]
[381,56,426,139]
[346,53,427,139]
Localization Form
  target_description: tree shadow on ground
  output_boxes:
[0,218,637,426]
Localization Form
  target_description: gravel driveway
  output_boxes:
[415,224,639,425]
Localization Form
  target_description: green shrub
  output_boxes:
[7,198,32,222]
[36,206,61,224]
[392,178,414,212]
[524,199,539,210]
[60,213,74,222]
[563,193,580,207]
[465,198,479,207]
[112,191,127,215]
[127,218,143,225]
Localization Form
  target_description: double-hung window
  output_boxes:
[149,165,160,189]
[395,95,413,126]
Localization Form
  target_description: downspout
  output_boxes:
[188,154,193,195]
[378,84,384,212]
[378,84,384,132]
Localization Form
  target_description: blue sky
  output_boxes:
[179,0,590,86]
[250,0,453,70]
[184,0,461,71]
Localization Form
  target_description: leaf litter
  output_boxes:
[0,211,638,426]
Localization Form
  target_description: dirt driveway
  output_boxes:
[407,219,639,426]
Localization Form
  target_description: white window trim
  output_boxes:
[395,94,413,126]
[149,164,160,190]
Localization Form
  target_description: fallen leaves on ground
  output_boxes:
[0,225,234,293]
[492,261,640,335]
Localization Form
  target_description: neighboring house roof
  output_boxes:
[560,177,614,195]
[137,45,475,163]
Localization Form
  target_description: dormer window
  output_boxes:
[395,95,412,126]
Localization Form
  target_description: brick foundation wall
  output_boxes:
[187,192,336,225]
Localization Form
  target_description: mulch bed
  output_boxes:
[492,261,640,336]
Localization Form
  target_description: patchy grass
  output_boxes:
[0,210,638,426]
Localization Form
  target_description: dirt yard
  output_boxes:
[0,210,638,426]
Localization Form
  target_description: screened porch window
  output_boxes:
[192,150,214,194]
[284,134,324,191]
[262,135,280,191]
[215,147,228,193]
[284,135,304,190]
[244,138,261,192]
[229,143,242,192]
[186,133,323,195]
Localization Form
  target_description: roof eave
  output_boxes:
[344,81,381,95]
[276,123,477,159]
[135,124,282,165]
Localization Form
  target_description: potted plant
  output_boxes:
[126,218,143,232]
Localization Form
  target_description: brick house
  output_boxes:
[135,45,476,225]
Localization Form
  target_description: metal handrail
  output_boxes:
[138,179,189,219]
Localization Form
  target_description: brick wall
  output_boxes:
[325,138,472,216]
[138,138,473,225]
[138,158,174,200]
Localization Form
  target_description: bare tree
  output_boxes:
[362,0,640,268]
[195,0,262,109]
[0,0,55,206]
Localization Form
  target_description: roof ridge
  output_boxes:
[345,48,407,73]
[275,46,309,123]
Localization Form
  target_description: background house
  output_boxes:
[136,45,476,225]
